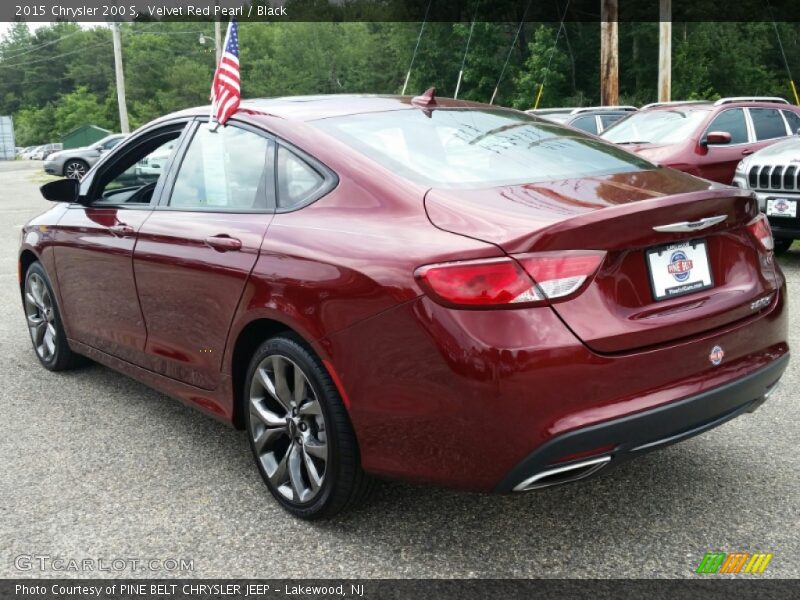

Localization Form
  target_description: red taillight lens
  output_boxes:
[517,251,606,300]
[415,251,605,309]
[415,258,541,308]
[747,213,774,252]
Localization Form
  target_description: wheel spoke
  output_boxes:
[25,292,39,310]
[287,442,305,501]
[44,328,56,357]
[272,356,293,409]
[268,445,290,487]
[29,321,45,345]
[298,398,321,416]
[249,399,286,428]
[302,446,323,492]
[252,424,286,453]
[293,366,307,404]
[303,438,327,461]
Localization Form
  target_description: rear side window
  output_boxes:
[571,115,599,135]
[169,124,274,210]
[599,113,624,129]
[750,108,788,141]
[276,146,325,209]
[706,108,748,144]
[782,110,800,135]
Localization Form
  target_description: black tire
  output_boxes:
[23,261,86,371]
[244,334,374,519]
[773,238,793,255]
[63,159,89,180]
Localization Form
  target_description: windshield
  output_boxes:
[314,109,653,188]
[601,108,710,144]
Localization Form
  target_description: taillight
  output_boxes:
[415,258,541,308]
[747,214,774,252]
[414,251,605,309]
[517,251,605,300]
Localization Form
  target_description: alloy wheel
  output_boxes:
[24,272,57,362]
[65,161,87,180]
[248,355,328,503]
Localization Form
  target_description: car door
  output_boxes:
[53,122,189,364]
[133,119,276,390]
[695,108,751,183]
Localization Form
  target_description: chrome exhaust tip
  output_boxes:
[513,456,611,492]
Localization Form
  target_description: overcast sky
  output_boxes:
[0,21,102,41]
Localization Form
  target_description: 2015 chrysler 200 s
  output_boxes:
[19,93,789,519]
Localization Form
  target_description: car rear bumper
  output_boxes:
[325,284,788,491]
[495,352,788,492]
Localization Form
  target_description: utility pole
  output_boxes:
[658,0,672,102]
[214,19,222,64]
[600,0,619,106]
[111,22,130,133]
[214,1,222,64]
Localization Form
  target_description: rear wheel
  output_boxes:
[23,262,85,371]
[244,335,373,519]
[773,239,793,255]
[63,159,88,180]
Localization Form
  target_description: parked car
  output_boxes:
[732,135,800,253]
[44,134,127,179]
[134,140,175,177]
[527,106,638,135]
[601,97,800,184]
[30,143,62,160]
[20,94,788,520]
[19,146,37,158]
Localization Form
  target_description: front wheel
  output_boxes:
[244,335,374,519]
[773,239,793,255]
[23,262,85,371]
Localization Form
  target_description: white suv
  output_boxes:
[733,135,800,254]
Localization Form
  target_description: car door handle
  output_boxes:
[205,235,242,252]
[741,149,755,156]
[109,224,135,237]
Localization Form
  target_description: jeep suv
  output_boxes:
[602,97,800,184]
[732,135,800,253]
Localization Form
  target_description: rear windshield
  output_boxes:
[602,108,710,145]
[313,108,653,188]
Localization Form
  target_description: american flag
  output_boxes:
[210,18,240,126]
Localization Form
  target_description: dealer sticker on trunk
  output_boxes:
[646,240,714,301]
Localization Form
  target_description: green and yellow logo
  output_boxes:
[696,552,773,574]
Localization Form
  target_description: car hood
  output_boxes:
[424,168,719,253]
[614,142,680,165]
[746,136,800,162]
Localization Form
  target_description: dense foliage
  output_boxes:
[2,20,799,145]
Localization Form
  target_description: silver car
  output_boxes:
[733,134,800,254]
[43,134,127,179]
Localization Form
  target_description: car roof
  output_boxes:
[161,94,503,124]
[642,99,797,112]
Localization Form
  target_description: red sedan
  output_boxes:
[20,94,788,519]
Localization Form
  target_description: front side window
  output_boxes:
[315,109,653,188]
[103,136,124,150]
[601,108,711,145]
[92,129,184,206]
[169,124,274,210]
[750,108,788,141]
[705,108,748,144]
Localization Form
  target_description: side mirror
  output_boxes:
[40,178,80,203]
[703,131,732,146]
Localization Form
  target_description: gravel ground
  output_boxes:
[0,159,797,579]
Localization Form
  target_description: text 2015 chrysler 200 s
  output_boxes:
[19,93,788,519]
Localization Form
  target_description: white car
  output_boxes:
[733,135,800,254]
[29,143,62,160]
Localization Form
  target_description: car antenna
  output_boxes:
[411,87,437,117]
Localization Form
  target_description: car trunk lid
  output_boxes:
[425,169,779,353]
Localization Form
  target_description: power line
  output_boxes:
[0,27,86,61]
[0,41,113,69]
